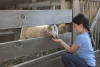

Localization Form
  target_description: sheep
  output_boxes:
[20,24,67,40]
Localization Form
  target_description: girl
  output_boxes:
[52,14,96,67]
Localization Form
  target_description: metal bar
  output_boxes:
[96,23,98,49]
[95,23,97,49]
[97,22,99,50]
[11,50,66,67]
[90,8,100,32]
[98,21,100,49]
[90,0,100,1]
[0,10,72,29]
[0,32,72,62]
[97,21,100,49]
[80,0,100,1]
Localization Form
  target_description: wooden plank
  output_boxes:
[0,32,72,62]
[0,10,72,29]
[17,1,61,8]
[17,1,71,8]
[22,10,72,27]
[11,50,66,67]
[0,10,22,29]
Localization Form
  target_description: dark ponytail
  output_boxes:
[73,14,95,47]
[86,24,95,48]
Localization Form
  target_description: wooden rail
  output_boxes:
[0,32,72,62]
[11,50,66,67]
[11,50,100,67]
[0,10,72,29]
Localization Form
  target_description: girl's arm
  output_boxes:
[52,38,78,53]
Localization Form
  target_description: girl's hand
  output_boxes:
[52,38,62,43]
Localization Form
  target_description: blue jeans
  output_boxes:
[61,52,95,67]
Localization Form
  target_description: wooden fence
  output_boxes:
[0,10,72,67]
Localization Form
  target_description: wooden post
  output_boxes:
[73,0,80,17]
[71,0,73,9]
[61,0,66,9]
[52,5,56,9]
[32,0,37,10]
[60,0,66,33]
[50,0,56,9]
[72,0,80,42]
[51,2,56,10]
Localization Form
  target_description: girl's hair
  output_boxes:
[72,14,94,47]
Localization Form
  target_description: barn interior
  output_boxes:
[0,0,72,43]
[0,0,100,67]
